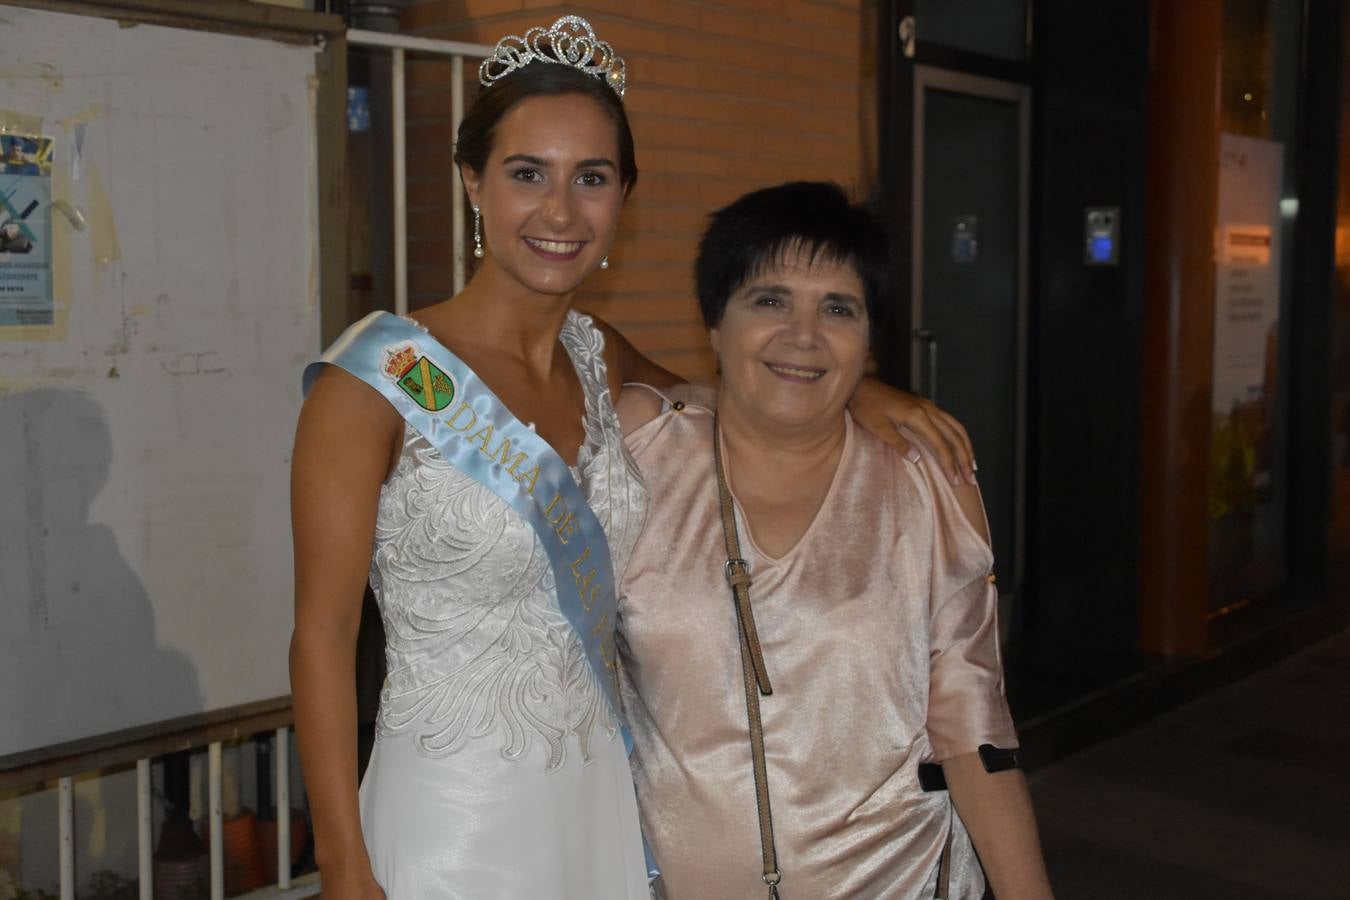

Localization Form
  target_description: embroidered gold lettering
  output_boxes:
[487,435,532,482]
[516,465,540,495]
[445,401,477,432]
[544,492,567,524]
[554,513,578,545]
[580,577,599,612]
[570,545,592,574]
[466,423,496,453]
[571,546,599,609]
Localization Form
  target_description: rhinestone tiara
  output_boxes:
[478,15,627,99]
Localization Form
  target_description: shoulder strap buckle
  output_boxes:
[724,558,752,587]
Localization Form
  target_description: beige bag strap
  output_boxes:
[712,414,782,898]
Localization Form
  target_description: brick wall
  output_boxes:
[402,0,866,379]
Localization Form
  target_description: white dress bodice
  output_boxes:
[358,310,650,898]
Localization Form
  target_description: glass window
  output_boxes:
[1209,0,1303,617]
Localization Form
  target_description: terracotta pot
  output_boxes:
[256,810,308,884]
[223,809,266,896]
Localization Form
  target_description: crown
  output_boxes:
[478,15,627,99]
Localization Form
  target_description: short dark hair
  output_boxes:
[695,181,891,337]
[453,64,638,196]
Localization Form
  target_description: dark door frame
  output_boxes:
[875,1,1035,388]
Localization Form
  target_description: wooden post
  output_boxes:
[1139,0,1222,656]
[316,32,352,346]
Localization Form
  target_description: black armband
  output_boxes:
[917,762,947,792]
[917,744,1021,792]
[978,743,1021,773]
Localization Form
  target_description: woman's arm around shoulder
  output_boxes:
[851,378,978,487]
[289,365,400,899]
[585,311,978,484]
[585,312,684,394]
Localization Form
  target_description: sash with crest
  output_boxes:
[303,311,628,733]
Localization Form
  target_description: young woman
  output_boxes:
[290,18,973,898]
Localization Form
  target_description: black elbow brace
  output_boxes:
[917,744,1021,792]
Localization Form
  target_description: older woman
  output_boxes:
[616,182,1053,899]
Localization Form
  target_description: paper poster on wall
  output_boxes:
[1213,133,1282,416]
[1210,132,1285,605]
[0,133,54,326]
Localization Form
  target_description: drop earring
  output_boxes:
[599,255,609,270]
[472,205,484,259]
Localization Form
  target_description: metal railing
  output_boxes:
[347,29,493,313]
[1,699,306,900]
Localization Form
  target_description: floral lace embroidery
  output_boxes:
[370,311,647,772]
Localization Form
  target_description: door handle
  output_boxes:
[913,329,938,403]
[898,15,916,59]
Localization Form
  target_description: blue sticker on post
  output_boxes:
[1084,206,1120,267]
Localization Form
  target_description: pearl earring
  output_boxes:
[599,255,609,270]
[472,205,484,259]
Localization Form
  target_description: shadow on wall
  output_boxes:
[0,389,203,888]
[0,388,204,750]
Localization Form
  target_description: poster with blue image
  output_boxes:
[0,133,54,326]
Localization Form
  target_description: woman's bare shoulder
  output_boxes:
[616,383,666,436]
[617,382,716,435]
[666,382,716,409]
[294,364,404,478]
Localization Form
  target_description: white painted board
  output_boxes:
[0,5,319,757]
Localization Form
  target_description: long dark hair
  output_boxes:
[454,64,639,196]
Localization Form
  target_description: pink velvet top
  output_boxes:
[618,399,1016,899]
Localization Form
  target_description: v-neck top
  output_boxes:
[617,398,1016,899]
[719,415,852,564]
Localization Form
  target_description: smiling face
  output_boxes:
[711,246,871,437]
[460,92,625,297]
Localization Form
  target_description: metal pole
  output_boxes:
[209,742,223,900]
[58,777,74,900]
[137,759,153,900]
[451,54,467,295]
[277,726,292,889]
[392,46,408,315]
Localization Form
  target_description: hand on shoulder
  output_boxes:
[850,377,977,486]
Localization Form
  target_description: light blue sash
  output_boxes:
[303,311,627,728]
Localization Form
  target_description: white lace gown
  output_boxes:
[357,312,651,898]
